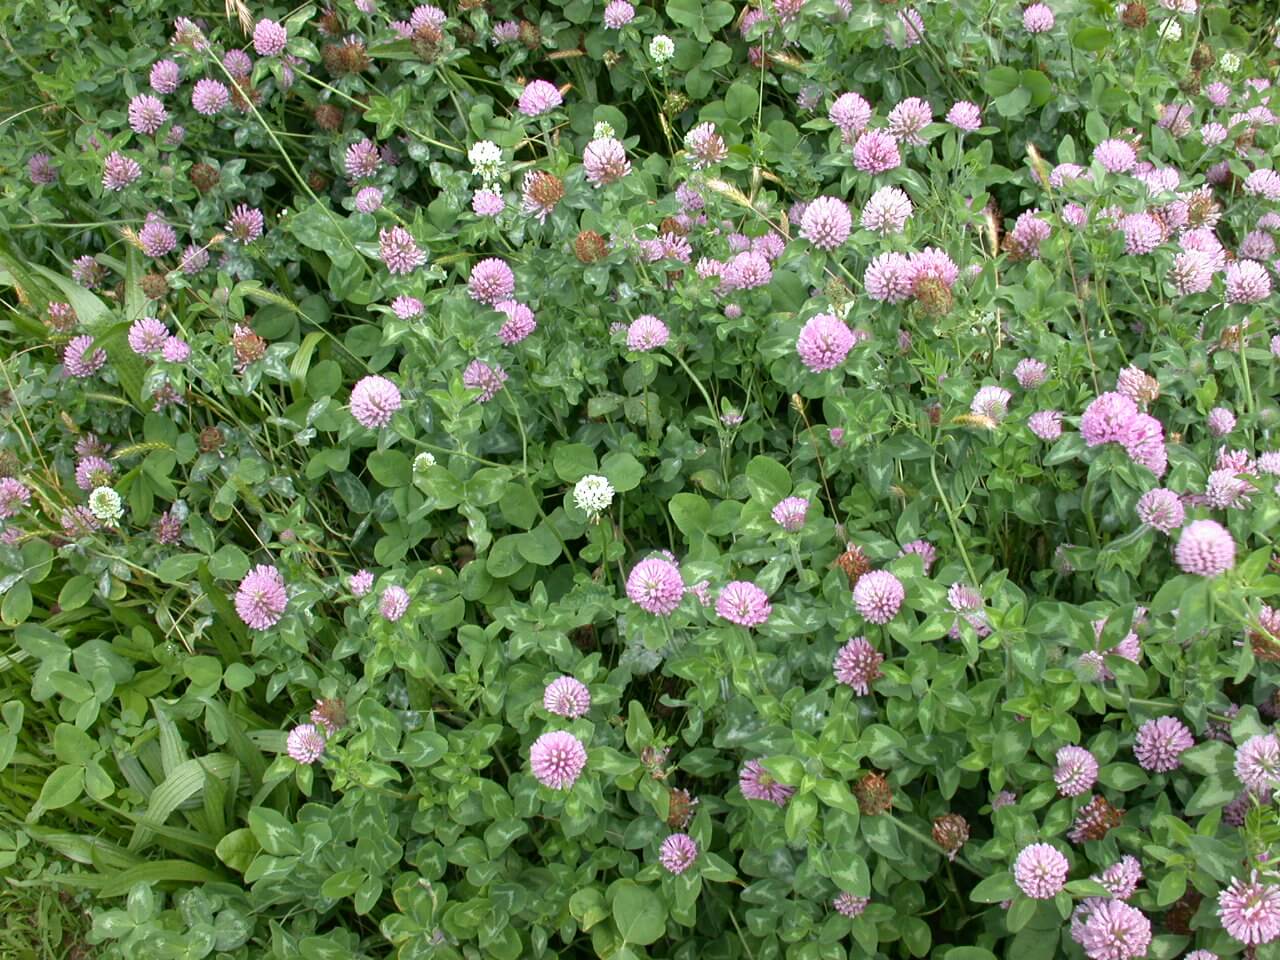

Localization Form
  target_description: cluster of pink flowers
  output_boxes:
[1079,392,1168,476]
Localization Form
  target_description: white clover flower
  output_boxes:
[413,452,437,472]
[88,486,124,524]
[468,140,503,181]
[572,474,615,516]
[593,120,616,140]
[649,35,675,63]
[1220,51,1241,73]
[1157,18,1182,41]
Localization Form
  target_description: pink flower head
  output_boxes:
[627,314,669,351]
[1078,900,1152,960]
[685,122,728,169]
[771,496,809,532]
[603,0,635,27]
[63,335,107,378]
[739,758,794,805]
[947,100,982,131]
[898,539,936,574]
[544,676,591,717]
[1014,358,1048,388]
[235,564,287,630]
[864,251,914,303]
[1120,214,1163,255]
[853,570,905,624]
[462,360,507,403]
[1019,0,1061,30]
[472,189,505,216]
[191,78,230,116]
[582,137,630,186]
[223,50,252,77]
[350,375,402,428]
[150,59,181,94]
[852,129,901,174]
[1218,873,1280,946]
[717,581,772,627]
[530,730,588,789]
[128,317,169,355]
[800,196,852,250]
[887,97,932,146]
[1080,392,1139,447]
[253,18,288,56]
[128,94,168,135]
[1095,855,1143,900]
[380,584,410,621]
[75,456,114,491]
[1226,260,1272,304]
[355,186,384,213]
[861,186,912,234]
[796,313,855,372]
[659,833,698,874]
[1207,407,1236,437]
[1054,745,1099,797]
[518,80,562,117]
[1028,410,1063,441]
[1169,250,1215,295]
[286,723,325,764]
[723,250,772,290]
[179,244,209,274]
[391,295,423,319]
[349,569,374,596]
[468,258,515,305]
[1123,413,1167,477]
[496,300,536,344]
[829,92,872,135]
[626,557,684,615]
[1244,169,1280,201]
[833,893,869,917]
[971,385,1012,422]
[1234,734,1280,792]
[379,227,427,275]
[1094,138,1137,174]
[0,479,31,519]
[885,6,924,47]
[1014,843,1069,898]
[1174,519,1235,575]
[102,152,141,191]
[345,138,382,179]
[1136,488,1184,533]
[1133,716,1194,772]
[139,217,177,258]
[833,636,884,695]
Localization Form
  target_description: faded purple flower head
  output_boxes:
[497,300,537,345]
[947,100,982,131]
[582,137,630,187]
[0,479,30,519]
[179,244,209,274]
[852,129,901,174]
[833,893,869,917]
[1022,3,1055,32]
[1077,900,1152,960]
[128,317,169,355]
[853,570,905,624]
[235,564,287,630]
[1054,745,1099,797]
[1133,716,1194,772]
[222,49,252,77]
[349,569,374,596]
[659,833,698,874]
[861,186,912,235]
[543,676,591,718]
[530,730,588,789]
[150,59,181,94]
[739,758,794,805]
[717,581,772,627]
[1028,410,1063,441]
[1014,843,1069,898]
[771,496,809,532]
[603,0,635,28]
[1095,856,1143,901]
[354,186,384,213]
[1234,734,1280,793]
[286,723,325,764]
[898,539,937,574]
[380,585,411,622]
[1174,519,1235,576]
[1094,138,1137,174]
[225,205,264,243]
[833,636,884,695]
[971,385,1012,422]
[887,97,932,146]
[462,360,507,403]
[1136,488,1184,533]
[345,138,382,179]
[350,376,402,428]
[1014,358,1048,389]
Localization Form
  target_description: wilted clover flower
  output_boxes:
[350,375,402,428]
[796,313,855,372]
[833,636,883,694]
[1014,843,1070,898]
[685,122,727,169]
[853,570,905,624]
[582,137,630,186]
[253,18,288,56]
[235,564,287,629]
[861,186,912,234]
[75,456,112,491]
[659,833,698,874]
[971,385,1012,422]
[1014,358,1048,389]
[521,170,563,222]
[1174,519,1235,576]
[739,759,794,805]
[573,475,614,517]
[179,244,209,274]
[530,730,588,789]
[1133,716,1194,772]
[379,227,427,274]
[627,314,669,351]
[380,585,411,622]
[543,676,591,717]
[102,152,141,191]
[286,723,325,764]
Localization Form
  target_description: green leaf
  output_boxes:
[487,535,526,578]
[609,880,667,946]
[368,450,413,487]
[1071,27,1111,51]
[724,80,757,121]
[2,581,32,626]
[53,724,96,765]
[601,452,645,492]
[32,765,85,816]
[248,807,301,856]
[983,66,1021,96]
[745,456,791,506]
[58,576,95,611]
[970,871,1018,903]
[517,523,561,565]
[670,493,711,537]
[216,828,260,873]
[208,545,250,581]
[945,950,999,960]
[1097,762,1148,791]
[553,443,597,482]
[223,663,255,692]
[182,656,223,688]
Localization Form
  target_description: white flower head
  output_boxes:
[593,120,616,140]
[572,474,615,517]
[468,140,504,181]
[413,452,437,472]
[1220,51,1242,73]
[1157,18,1182,41]
[648,34,675,63]
[88,486,124,524]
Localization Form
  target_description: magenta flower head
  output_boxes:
[150,59,181,94]
[139,217,177,258]
[1174,519,1235,576]
[852,129,901,174]
[391,295,423,320]
[223,49,252,77]
[472,189,505,216]
[946,100,982,131]
[191,78,230,116]
[530,730,588,789]
[468,257,515,305]
[345,139,382,179]
[861,186,913,235]
[723,250,772,290]
[1134,716,1194,772]
[627,314,669,351]
[1226,260,1272,304]
[1218,873,1280,946]
[717,581,772,627]
[582,137,631,186]
[1028,410,1063,441]
[626,557,685,615]
[179,244,208,274]
[462,360,507,403]
[128,317,169,355]
[854,570,905,624]
[887,97,932,146]
[796,313,856,372]
[1022,3,1055,32]
[518,79,563,117]
[63,335,107,378]
[349,569,374,597]
[28,152,57,185]
[544,676,591,718]
[829,92,872,135]
[603,0,635,27]
[1078,900,1152,960]
[75,456,114,491]
[1136,488,1184,533]
[898,539,937,574]
[380,585,411,622]
[800,196,852,250]
[1054,745,1099,797]
[739,758,795,805]
[1234,733,1280,793]
[253,18,288,56]
[1014,843,1070,899]
[1207,406,1236,437]
[496,300,536,345]
[286,723,325,764]
[1080,392,1139,446]
[1093,138,1137,174]
[102,152,141,191]
[1095,855,1143,901]
[350,375,402,428]
[659,833,699,875]
[1015,358,1048,389]
[128,94,168,135]
[834,893,869,917]
[235,564,287,630]
[771,496,809,532]
[0,479,31,519]
[379,227,427,275]
[833,636,884,695]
